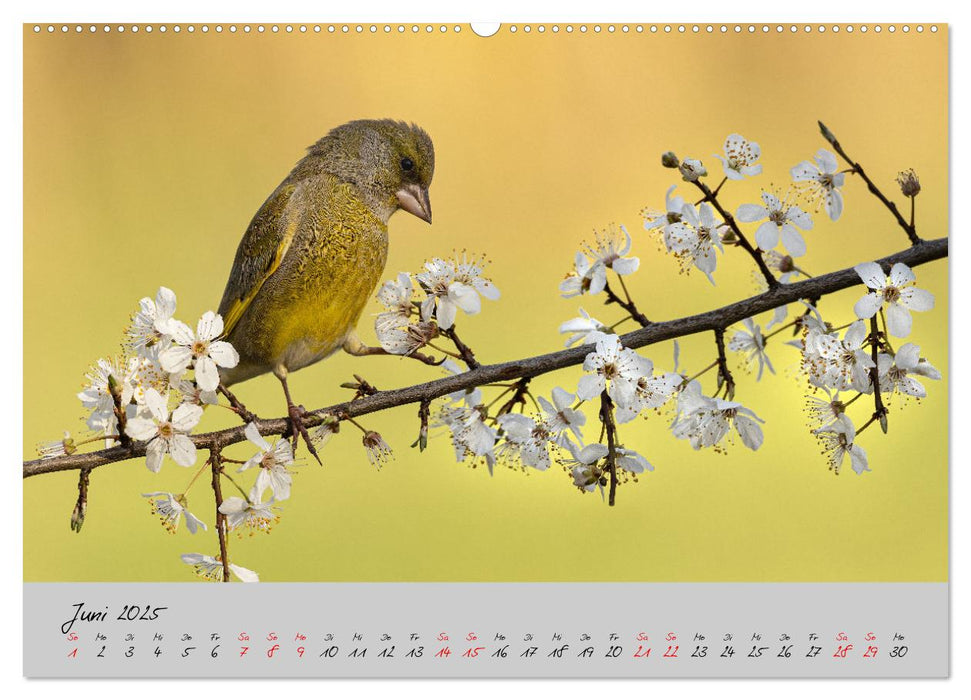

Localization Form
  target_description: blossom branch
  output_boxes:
[440,326,480,369]
[713,328,736,400]
[819,120,920,246]
[23,236,947,479]
[209,448,230,583]
[690,179,779,289]
[600,391,619,506]
[866,315,889,434]
[603,279,651,326]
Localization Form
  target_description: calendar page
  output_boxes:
[21,20,949,679]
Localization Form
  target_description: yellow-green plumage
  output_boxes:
[217,119,434,389]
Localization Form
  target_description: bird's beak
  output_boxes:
[396,183,432,224]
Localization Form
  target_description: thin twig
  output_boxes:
[713,328,736,400]
[819,120,921,246]
[867,315,888,434]
[23,237,948,478]
[690,179,779,288]
[603,279,651,326]
[209,448,230,583]
[440,326,481,369]
[600,391,619,507]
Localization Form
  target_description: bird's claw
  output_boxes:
[287,403,322,465]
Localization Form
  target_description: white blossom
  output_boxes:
[728,317,775,380]
[219,491,280,535]
[562,443,608,493]
[814,415,869,475]
[582,225,640,277]
[559,251,606,298]
[670,381,764,451]
[576,334,651,409]
[37,431,76,460]
[177,379,218,407]
[663,202,724,284]
[436,405,498,474]
[804,388,847,432]
[536,387,586,446]
[142,491,207,534]
[853,262,934,337]
[78,356,136,437]
[678,158,707,182]
[878,343,940,398]
[127,286,178,356]
[791,148,845,221]
[714,133,762,180]
[362,431,393,468]
[496,413,554,471]
[237,422,295,501]
[124,388,202,472]
[180,553,259,583]
[736,191,813,257]
[559,308,611,347]
[160,311,240,392]
[806,320,875,393]
[643,185,687,233]
[614,358,681,424]
[417,255,499,330]
[615,447,654,474]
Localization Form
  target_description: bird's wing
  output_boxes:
[217,181,302,338]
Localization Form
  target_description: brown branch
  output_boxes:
[713,328,736,401]
[603,279,651,326]
[600,391,619,507]
[691,179,779,289]
[209,449,230,583]
[819,120,921,247]
[867,315,889,434]
[23,236,948,478]
[440,326,481,369]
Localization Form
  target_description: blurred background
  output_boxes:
[23,24,948,582]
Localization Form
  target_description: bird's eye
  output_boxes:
[400,157,415,172]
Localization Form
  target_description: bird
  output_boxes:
[215,119,435,461]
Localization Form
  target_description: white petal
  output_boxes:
[168,320,196,346]
[218,497,248,515]
[736,204,767,223]
[194,356,220,392]
[171,403,203,432]
[854,262,886,290]
[576,374,606,401]
[754,221,780,251]
[155,287,177,319]
[611,256,640,276]
[735,416,764,450]
[196,311,224,342]
[780,224,807,257]
[169,434,197,467]
[787,205,813,230]
[448,282,481,315]
[229,564,260,583]
[894,343,921,371]
[826,189,844,221]
[886,303,913,338]
[899,286,935,312]
[578,443,609,463]
[889,262,916,287]
[145,439,166,473]
[436,299,457,330]
[790,160,820,182]
[207,341,239,368]
[159,345,193,374]
[849,445,870,475]
[843,320,868,349]
[245,422,272,452]
[853,293,883,320]
[125,417,158,441]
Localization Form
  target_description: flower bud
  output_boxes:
[818,120,837,146]
[661,151,680,169]
[678,158,707,182]
[70,500,86,533]
[896,169,921,197]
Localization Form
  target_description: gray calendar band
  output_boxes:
[23,582,948,678]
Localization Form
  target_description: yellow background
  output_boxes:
[23,24,948,582]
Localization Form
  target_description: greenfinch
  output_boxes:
[216,119,435,459]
